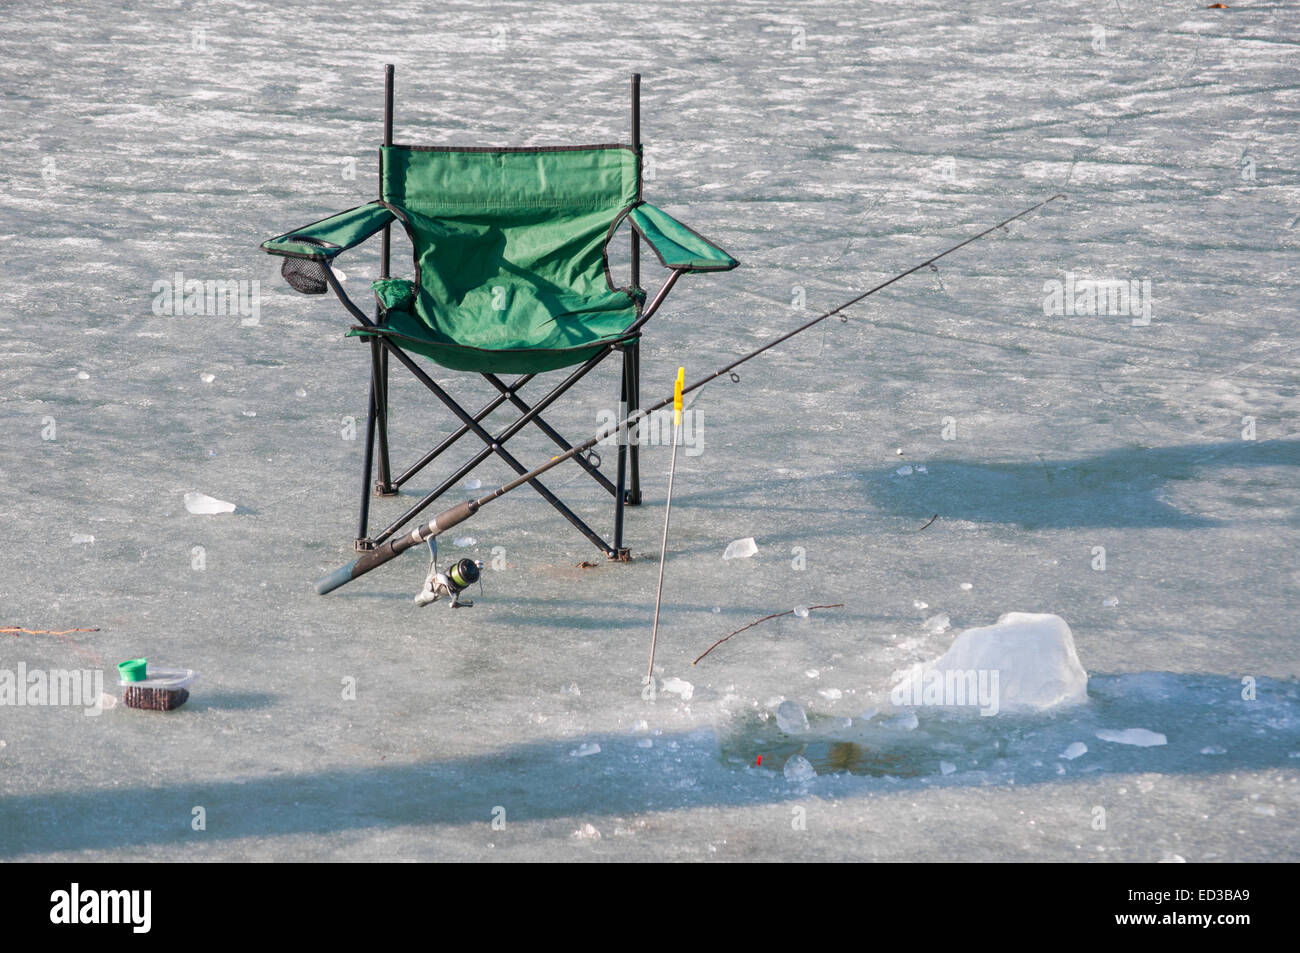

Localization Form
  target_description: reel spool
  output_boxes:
[414,539,484,608]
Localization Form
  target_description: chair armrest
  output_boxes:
[261,201,395,259]
[628,203,739,273]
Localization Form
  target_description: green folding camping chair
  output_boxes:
[261,68,738,562]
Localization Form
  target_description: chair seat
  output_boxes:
[356,280,641,374]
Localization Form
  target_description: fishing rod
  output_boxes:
[315,194,1065,595]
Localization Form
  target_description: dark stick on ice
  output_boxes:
[315,196,1066,594]
[692,604,844,666]
[918,513,939,531]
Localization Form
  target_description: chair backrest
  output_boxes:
[380,144,641,313]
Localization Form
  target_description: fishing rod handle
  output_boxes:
[315,499,479,594]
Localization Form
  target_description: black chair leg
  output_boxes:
[355,340,382,549]
[625,341,642,505]
[613,349,630,559]
[373,314,397,497]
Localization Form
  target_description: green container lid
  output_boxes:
[117,658,148,683]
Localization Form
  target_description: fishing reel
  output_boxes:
[414,538,483,608]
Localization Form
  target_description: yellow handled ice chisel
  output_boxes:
[646,368,685,685]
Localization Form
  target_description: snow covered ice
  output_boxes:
[1,0,1297,864]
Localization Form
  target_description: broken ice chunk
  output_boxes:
[885,711,919,731]
[896,612,1088,712]
[70,533,95,545]
[184,491,236,515]
[453,536,477,547]
[661,677,693,700]
[959,582,973,591]
[1060,742,1088,760]
[783,755,816,782]
[1096,728,1166,747]
[722,537,758,560]
[1200,745,1226,756]
[572,823,601,839]
[76,371,90,380]
[793,605,809,618]
[896,465,913,476]
[569,743,601,757]
[939,761,957,776]
[774,700,809,734]
[818,688,842,701]
[923,612,951,634]
[1103,597,1119,608]
[464,478,482,490]
[200,373,215,384]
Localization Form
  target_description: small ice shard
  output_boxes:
[894,612,1088,712]
[793,605,809,618]
[885,711,919,731]
[1159,853,1186,863]
[561,683,581,696]
[94,692,117,711]
[960,582,973,591]
[570,743,601,757]
[1103,596,1119,607]
[916,465,927,473]
[70,533,95,545]
[804,669,820,678]
[464,478,482,489]
[818,688,842,701]
[572,823,601,839]
[76,371,90,380]
[453,536,477,547]
[200,373,215,383]
[661,677,693,700]
[295,387,306,398]
[712,607,721,613]
[783,755,816,782]
[184,491,236,515]
[722,537,758,560]
[774,700,809,734]
[631,719,648,732]
[1253,805,1276,816]
[895,448,903,455]
[636,738,653,748]
[1200,745,1227,756]
[896,465,913,476]
[913,600,929,610]
[241,410,256,417]
[859,708,878,721]
[1096,728,1166,747]
[1060,742,1088,760]
[334,268,348,282]
[939,761,956,776]
[923,612,950,634]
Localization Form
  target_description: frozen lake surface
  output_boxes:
[1,0,1297,861]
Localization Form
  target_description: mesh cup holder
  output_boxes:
[280,236,335,294]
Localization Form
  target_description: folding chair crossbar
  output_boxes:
[365,341,623,548]
[481,373,618,497]
[390,373,535,489]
